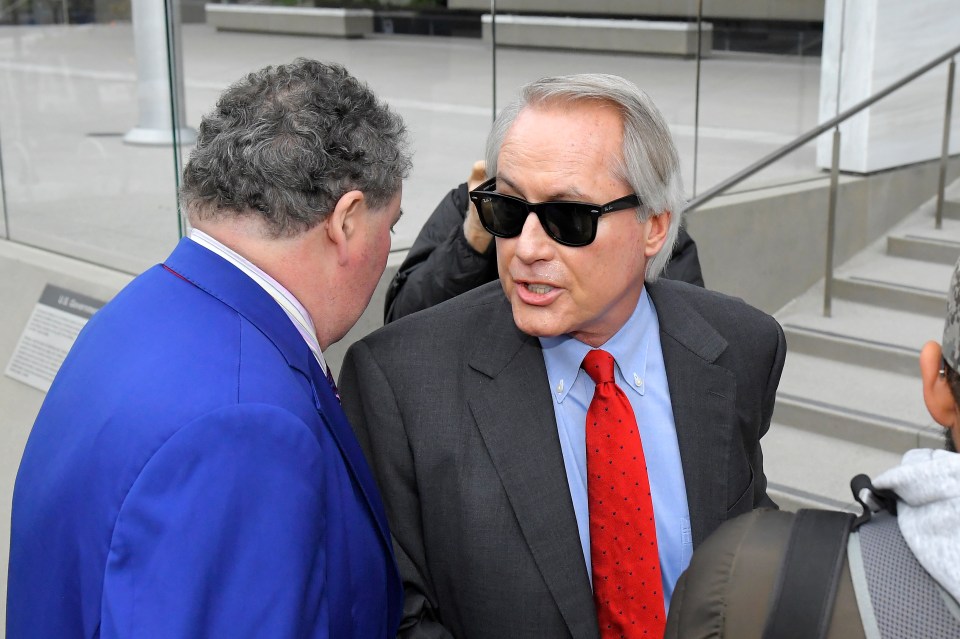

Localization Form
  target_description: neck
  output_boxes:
[192,217,334,347]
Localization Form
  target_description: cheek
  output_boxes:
[360,229,391,288]
[373,226,392,260]
[495,239,514,282]
[379,231,392,262]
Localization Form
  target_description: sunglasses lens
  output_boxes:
[476,196,527,238]
[472,192,598,246]
[541,204,594,247]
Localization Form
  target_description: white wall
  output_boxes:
[818,0,960,173]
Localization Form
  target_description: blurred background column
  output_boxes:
[124,0,196,146]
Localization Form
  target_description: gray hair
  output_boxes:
[485,73,685,281]
[181,58,411,238]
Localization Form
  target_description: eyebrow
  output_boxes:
[495,174,588,202]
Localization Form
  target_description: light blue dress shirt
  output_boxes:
[539,287,692,609]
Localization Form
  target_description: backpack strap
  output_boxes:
[761,509,855,639]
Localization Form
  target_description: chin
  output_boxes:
[510,305,569,339]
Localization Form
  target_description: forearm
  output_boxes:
[386,225,495,322]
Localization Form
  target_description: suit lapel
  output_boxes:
[466,296,599,639]
[647,281,737,547]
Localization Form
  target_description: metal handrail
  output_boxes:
[686,41,960,213]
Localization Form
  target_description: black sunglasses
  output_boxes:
[468,177,642,247]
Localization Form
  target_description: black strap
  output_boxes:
[761,509,855,639]
[851,473,898,530]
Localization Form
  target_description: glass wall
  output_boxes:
[0,0,828,270]
[0,2,182,274]
[693,17,823,197]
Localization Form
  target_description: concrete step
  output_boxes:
[779,299,942,377]
[774,393,941,452]
[887,223,960,265]
[766,185,960,514]
[831,254,953,317]
[783,324,920,377]
[774,352,942,452]
[764,422,905,513]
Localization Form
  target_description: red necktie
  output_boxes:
[582,349,665,639]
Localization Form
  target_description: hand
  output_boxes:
[462,160,493,253]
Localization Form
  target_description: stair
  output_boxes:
[767,189,960,512]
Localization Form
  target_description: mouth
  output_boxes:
[524,282,555,295]
[514,279,562,306]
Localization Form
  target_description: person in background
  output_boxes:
[341,72,785,639]
[384,160,704,323]
[665,258,960,639]
[7,58,410,638]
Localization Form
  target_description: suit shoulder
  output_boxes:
[652,278,779,332]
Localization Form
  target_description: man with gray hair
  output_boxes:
[8,58,410,638]
[339,73,786,639]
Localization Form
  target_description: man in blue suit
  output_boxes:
[7,58,410,638]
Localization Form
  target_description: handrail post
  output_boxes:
[936,57,955,230]
[824,127,841,317]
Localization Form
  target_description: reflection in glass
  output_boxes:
[0,3,827,266]
[0,7,182,273]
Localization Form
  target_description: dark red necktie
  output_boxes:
[582,349,665,639]
[325,364,341,404]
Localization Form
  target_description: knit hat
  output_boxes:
[943,257,960,371]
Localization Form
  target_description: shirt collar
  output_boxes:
[188,229,328,372]
[540,287,655,403]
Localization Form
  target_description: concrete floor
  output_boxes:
[0,22,823,275]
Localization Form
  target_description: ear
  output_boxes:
[920,341,958,428]
[324,190,365,265]
[643,211,671,258]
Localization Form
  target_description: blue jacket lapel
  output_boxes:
[163,238,397,563]
[307,355,395,553]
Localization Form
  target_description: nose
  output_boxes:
[512,212,555,264]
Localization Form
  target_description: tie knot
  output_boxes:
[581,349,616,385]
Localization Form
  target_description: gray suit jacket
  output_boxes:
[340,278,786,639]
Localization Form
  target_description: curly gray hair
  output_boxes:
[181,58,411,238]
[485,73,685,282]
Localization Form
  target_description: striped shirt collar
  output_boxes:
[189,229,328,373]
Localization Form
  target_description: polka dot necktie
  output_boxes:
[582,349,665,639]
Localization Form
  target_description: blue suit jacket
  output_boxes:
[7,239,402,638]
